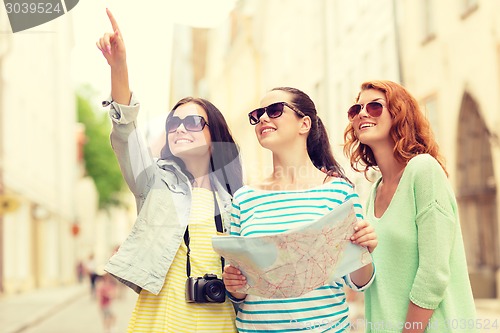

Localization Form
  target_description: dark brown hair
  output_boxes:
[272,87,350,182]
[160,97,243,195]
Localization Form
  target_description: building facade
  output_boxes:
[397,0,500,298]
[0,7,140,296]
[0,13,78,293]
[169,0,499,299]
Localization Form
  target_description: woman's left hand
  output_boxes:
[350,220,378,253]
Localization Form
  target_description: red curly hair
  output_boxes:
[343,80,447,176]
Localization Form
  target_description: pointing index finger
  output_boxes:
[106,8,120,31]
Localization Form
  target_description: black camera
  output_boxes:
[185,273,226,303]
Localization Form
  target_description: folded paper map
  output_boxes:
[212,199,372,299]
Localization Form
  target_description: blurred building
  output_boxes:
[169,0,499,299]
[170,0,400,188]
[170,25,204,102]
[0,12,135,295]
[397,0,499,298]
[0,13,79,293]
[324,0,401,200]
[168,0,391,201]
[0,1,12,295]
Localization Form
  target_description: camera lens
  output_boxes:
[205,279,226,303]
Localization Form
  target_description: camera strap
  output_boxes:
[183,189,224,278]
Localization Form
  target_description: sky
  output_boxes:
[69,0,236,132]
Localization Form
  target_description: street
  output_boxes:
[11,285,499,333]
[20,286,137,333]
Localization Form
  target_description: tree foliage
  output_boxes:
[76,88,124,208]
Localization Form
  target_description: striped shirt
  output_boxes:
[230,179,371,333]
[127,188,236,333]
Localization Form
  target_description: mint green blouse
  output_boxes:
[364,154,477,333]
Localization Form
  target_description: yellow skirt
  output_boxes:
[127,188,236,333]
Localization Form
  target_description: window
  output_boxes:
[422,96,440,143]
[421,0,436,44]
[461,0,478,19]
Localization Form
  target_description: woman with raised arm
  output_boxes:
[222,87,377,332]
[344,80,476,332]
[96,9,242,333]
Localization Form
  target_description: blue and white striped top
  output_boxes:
[230,179,373,333]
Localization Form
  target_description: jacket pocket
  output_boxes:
[160,170,188,195]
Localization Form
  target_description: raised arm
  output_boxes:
[96,8,130,104]
[96,9,154,202]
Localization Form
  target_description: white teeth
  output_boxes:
[176,139,192,144]
[262,128,276,134]
[360,123,375,129]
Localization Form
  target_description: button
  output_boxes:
[102,100,112,107]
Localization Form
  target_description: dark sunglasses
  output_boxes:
[248,102,306,125]
[347,101,384,121]
[166,115,209,133]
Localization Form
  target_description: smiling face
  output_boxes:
[167,102,212,163]
[254,90,307,151]
[351,89,394,149]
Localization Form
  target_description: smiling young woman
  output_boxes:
[222,86,378,333]
[344,80,477,333]
[96,9,243,333]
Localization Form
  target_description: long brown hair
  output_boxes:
[272,87,350,183]
[160,97,243,195]
[343,80,447,176]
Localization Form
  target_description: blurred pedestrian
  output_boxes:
[97,272,117,333]
[76,260,85,284]
[344,80,477,332]
[86,253,98,298]
[110,246,125,299]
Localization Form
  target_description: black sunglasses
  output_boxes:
[347,101,384,121]
[166,115,209,133]
[248,102,305,125]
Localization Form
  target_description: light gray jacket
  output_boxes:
[103,94,233,295]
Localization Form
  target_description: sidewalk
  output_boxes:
[475,298,500,322]
[0,284,87,333]
[0,284,498,333]
[349,298,500,333]
[475,299,500,333]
